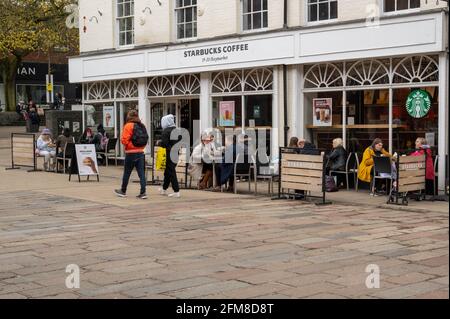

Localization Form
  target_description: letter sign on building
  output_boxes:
[406,89,431,118]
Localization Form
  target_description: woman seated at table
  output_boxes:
[190,133,216,189]
[358,138,396,193]
[79,128,94,144]
[326,138,347,187]
[36,128,56,171]
[410,137,435,195]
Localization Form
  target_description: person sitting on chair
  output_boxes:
[410,137,435,195]
[56,128,74,161]
[358,138,396,194]
[326,138,347,188]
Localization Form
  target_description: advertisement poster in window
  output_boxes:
[75,144,99,176]
[103,106,115,128]
[313,98,332,127]
[219,101,235,127]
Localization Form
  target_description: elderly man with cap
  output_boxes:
[36,128,56,171]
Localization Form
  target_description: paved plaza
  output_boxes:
[0,128,448,299]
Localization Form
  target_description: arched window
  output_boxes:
[115,79,138,99]
[304,63,344,89]
[173,74,200,96]
[211,70,243,93]
[346,60,390,87]
[392,55,439,84]
[85,81,112,101]
[244,68,273,92]
[147,76,174,97]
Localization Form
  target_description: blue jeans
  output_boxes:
[121,153,146,195]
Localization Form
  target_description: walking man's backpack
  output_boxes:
[132,123,149,147]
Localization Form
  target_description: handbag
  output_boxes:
[155,147,166,171]
[325,175,338,192]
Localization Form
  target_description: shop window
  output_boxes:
[245,95,272,127]
[117,0,135,46]
[384,0,420,12]
[176,0,197,39]
[305,91,344,151]
[242,0,268,31]
[83,103,115,137]
[16,84,64,105]
[307,0,338,22]
[345,90,390,153]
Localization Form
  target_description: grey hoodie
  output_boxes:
[161,114,176,130]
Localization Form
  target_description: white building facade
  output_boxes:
[69,0,449,192]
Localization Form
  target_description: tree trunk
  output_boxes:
[1,56,20,112]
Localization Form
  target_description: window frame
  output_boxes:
[241,0,269,33]
[381,0,421,16]
[116,0,135,48]
[305,0,338,25]
[174,0,198,41]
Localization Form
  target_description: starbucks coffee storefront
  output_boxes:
[69,10,448,192]
[302,55,440,155]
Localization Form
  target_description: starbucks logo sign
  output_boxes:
[406,89,431,118]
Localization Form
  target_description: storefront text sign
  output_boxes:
[313,98,332,127]
[219,101,235,127]
[406,89,431,118]
[147,35,295,72]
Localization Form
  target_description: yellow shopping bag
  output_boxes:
[155,147,166,171]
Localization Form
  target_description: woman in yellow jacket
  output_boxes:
[358,138,392,184]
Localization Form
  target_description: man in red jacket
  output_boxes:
[114,110,148,199]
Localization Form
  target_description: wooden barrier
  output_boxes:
[152,146,188,188]
[6,133,39,172]
[388,154,426,205]
[278,147,330,205]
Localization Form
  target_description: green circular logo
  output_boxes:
[406,89,431,118]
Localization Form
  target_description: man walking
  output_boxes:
[158,114,181,198]
[114,110,149,199]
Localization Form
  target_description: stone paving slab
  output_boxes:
[0,162,448,299]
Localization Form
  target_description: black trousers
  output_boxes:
[163,160,180,192]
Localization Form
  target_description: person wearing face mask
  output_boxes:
[158,114,182,198]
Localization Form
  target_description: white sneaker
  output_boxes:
[168,192,181,198]
[158,188,167,196]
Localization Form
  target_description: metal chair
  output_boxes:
[97,138,118,166]
[253,149,277,195]
[233,152,253,194]
[371,156,393,195]
[329,152,359,191]
[56,142,75,174]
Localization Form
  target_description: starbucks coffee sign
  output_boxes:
[406,89,431,118]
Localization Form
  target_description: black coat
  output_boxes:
[327,146,347,171]
[160,126,182,165]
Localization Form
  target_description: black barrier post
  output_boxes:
[5,134,20,170]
